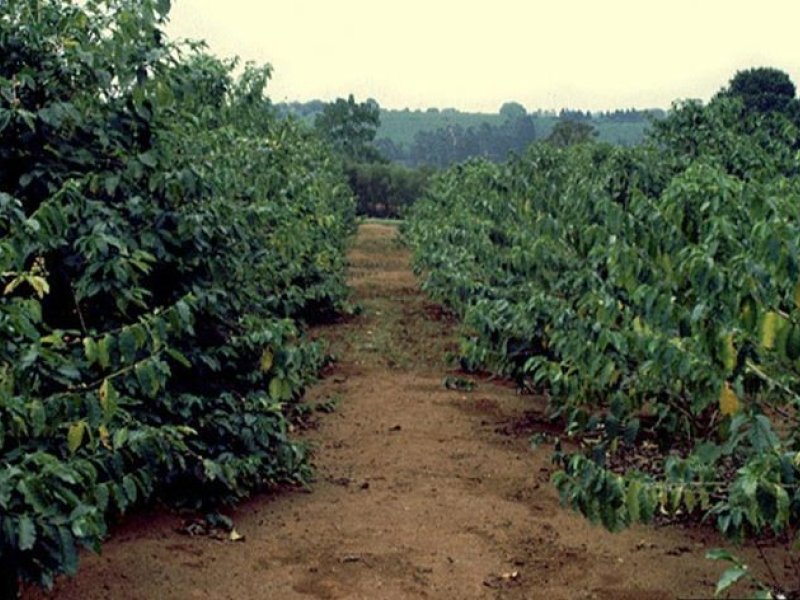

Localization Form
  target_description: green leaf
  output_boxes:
[280,378,292,400]
[670,486,683,512]
[155,0,171,17]
[122,475,138,503]
[130,324,147,349]
[166,347,191,368]
[714,566,747,596]
[98,334,113,369]
[59,526,79,575]
[693,442,723,464]
[741,474,758,497]
[29,400,46,436]
[98,379,118,420]
[138,151,158,168]
[118,329,137,363]
[269,377,285,401]
[772,484,790,527]
[104,174,120,196]
[625,480,641,522]
[175,300,193,328]
[135,361,160,398]
[113,428,129,450]
[18,515,36,551]
[260,348,274,372]
[750,415,779,453]
[640,487,656,523]
[203,459,224,481]
[18,109,36,131]
[67,421,87,454]
[83,336,98,364]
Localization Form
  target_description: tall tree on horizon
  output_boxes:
[314,94,382,162]
[720,67,797,115]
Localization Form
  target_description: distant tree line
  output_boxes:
[276,101,661,167]
[383,112,538,167]
[596,108,667,122]
[276,99,326,118]
[557,108,666,122]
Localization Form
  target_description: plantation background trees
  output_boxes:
[314,94,382,163]
[0,0,354,595]
[546,119,598,147]
[311,95,432,218]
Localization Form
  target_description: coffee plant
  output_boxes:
[0,0,354,595]
[407,95,800,548]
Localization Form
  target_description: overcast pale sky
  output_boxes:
[166,0,800,113]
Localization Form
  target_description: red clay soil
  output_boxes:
[26,223,796,599]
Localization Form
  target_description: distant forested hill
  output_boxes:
[276,101,664,167]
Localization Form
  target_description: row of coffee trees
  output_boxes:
[0,1,355,595]
[407,68,800,596]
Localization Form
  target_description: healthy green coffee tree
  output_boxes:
[0,1,354,594]
[407,94,800,545]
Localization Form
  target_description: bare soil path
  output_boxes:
[28,223,793,599]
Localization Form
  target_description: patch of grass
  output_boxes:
[359,217,405,226]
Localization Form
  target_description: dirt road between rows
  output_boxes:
[29,223,794,599]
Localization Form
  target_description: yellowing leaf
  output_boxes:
[632,316,644,334]
[67,421,87,453]
[759,311,780,349]
[3,275,21,296]
[719,333,736,374]
[658,486,669,511]
[719,333,736,373]
[739,295,757,331]
[229,528,245,542]
[719,382,741,416]
[260,348,274,373]
[99,379,109,409]
[98,425,111,449]
[683,488,697,513]
[269,377,284,401]
[668,337,683,349]
[28,275,50,298]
